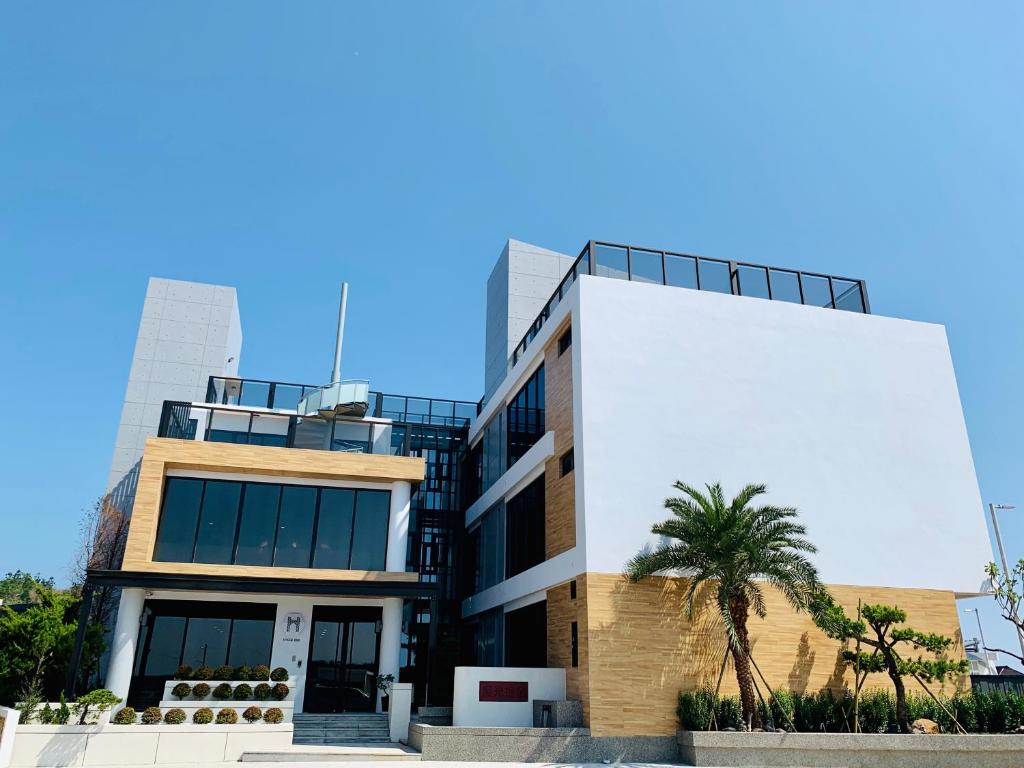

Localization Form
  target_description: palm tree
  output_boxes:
[625,482,822,729]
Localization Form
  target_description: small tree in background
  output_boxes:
[813,599,968,733]
[983,561,1024,665]
[0,571,56,606]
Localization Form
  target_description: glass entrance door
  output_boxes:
[305,606,382,713]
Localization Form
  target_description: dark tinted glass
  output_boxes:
[802,275,833,308]
[769,270,802,303]
[182,617,230,668]
[629,249,664,284]
[664,254,698,289]
[227,618,274,667]
[239,380,271,408]
[292,417,330,450]
[350,491,390,570]
[311,620,340,664]
[505,475,545,578]
[593,244,629,280]
[832,279,865,312]
[193,481,241,564]
[154,478,203,562]
[234,484,280,566]
[140,616,186,675]
[274,485,316,567]
[389,425,407,456]
[314,489,355,569]
[737,265,770,299]
[698,260,732,294]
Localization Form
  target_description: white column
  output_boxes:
[105,588,145,702]
[377,597,403,713]
[385,480,411,573]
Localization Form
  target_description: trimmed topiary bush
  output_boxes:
[234,665,253,681]
[263,707,283,724]
[254,683,272,701]
[193,665,214,681]
[174,664,193,680]
[213,683,233,700]
[253,664,270,681]
[192,707,213,725]
[112,707,136,725]
[141,707,162,725]
[271,683,289,701]
[242,706,262,723]
[164,708,186,725]
[270,667,288,682]
[171,682,191,700]
[214,665,235,680]
[192,682,211,699]
[233,683,253,701]
[216,708,238,724]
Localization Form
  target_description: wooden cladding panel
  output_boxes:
[546,577,590,724]
[544,321,575,559]
[581,573,967,737]
[121,437,424,582]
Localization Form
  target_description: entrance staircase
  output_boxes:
[292,713,392,745]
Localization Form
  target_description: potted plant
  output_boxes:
[375,674,395,712]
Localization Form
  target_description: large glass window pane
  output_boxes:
[182,617,230,669]
[736,265,770,299]
[331,421,371,453]
[140,616,186,676]
[292,417,330,450]
[311,620,340,666]
[389,425,408,456]
[207,410,251,444]
[698,259,732,294]
[593,244,629,280]
[505,475,545,577]
[274,485,316,567]
[769,270,802,303]
[314,489,355,569]
[350,491,390,571]
[629,249,664,284]
[193,481,241,564]
[664,254,698,289]
[250,413,289,447]
[227,619,274,668]
[801,274,833,308]
[238,380,271,408]
[832,279,865,312]
[154,478,203,563]
[234,484,280,566]
[271,384,303,411]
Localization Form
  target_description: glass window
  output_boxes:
[193,481,241,564]
[274,485,317,567]
[832,279,865,312]
[454,402,476,425]
[560,448,574,477]
[250,413,290,447]
[207,410,251,444]
[664,253,698,289]
[227,618,274,667]
[505,475,545,578]
[380,396,406,421]
[239,381,271,409]
[350,491,390,571]
[429,400,454,426]
[405,398,430,424]
[271,384,303,411]
[314,489,355,569]
[558,327,572,356]
[140,615,186,676]
[310,620,340,666]
[292,417,330,450]
[331,420,371,453]
[154,478,203,563]
[234,484,280,566]
[801,274,833,308]
[507,365,545,468]
[593,244,629,280]
[698,259,732,294]
[389,425,408,456]
[769,270,802,303]
[736,265,770,299]
[629,249,664,284]
[182,617,230,669]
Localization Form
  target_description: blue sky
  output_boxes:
[1,3,1022,662]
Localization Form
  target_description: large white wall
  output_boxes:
[576,276,991,595]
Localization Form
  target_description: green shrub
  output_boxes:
[164,708,186,725]
[213,683,233,700]
[38,703,55,725]
[54,693,70,725]
[253,665,271,681]
[856,690,895,733]
[716,696,742,730]
[263,707,283,724]
[74,689,122,725]
[171,683,191,700]
[254,683,272,701]
[234,666,253,681]
[233,683,253,700]
[677,686,716,731]
[140,707,162,725]
[192,683,211,699]
[112,707,136,725]
[270,667,289,682]
[192,707,214,724]
[174,664,193,680]
[193,665,214,681]
[242,706,262,723]
[216,708,238,724]
[271,683,289,701]
[769,689,795,730]
[214,665,235,680]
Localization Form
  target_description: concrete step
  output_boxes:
[242,744,420,762]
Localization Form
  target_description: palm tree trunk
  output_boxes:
[729,598,762,730]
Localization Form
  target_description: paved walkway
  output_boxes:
[73,762,687,768]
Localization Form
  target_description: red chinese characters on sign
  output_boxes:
[479,680,529,702]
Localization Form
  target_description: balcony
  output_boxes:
[508,239,871,368]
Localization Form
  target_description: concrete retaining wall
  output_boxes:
[677,731,1024,768]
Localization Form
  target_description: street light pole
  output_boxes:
[988,503,1024,661]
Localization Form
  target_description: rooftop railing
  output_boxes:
[507,240,871,370]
